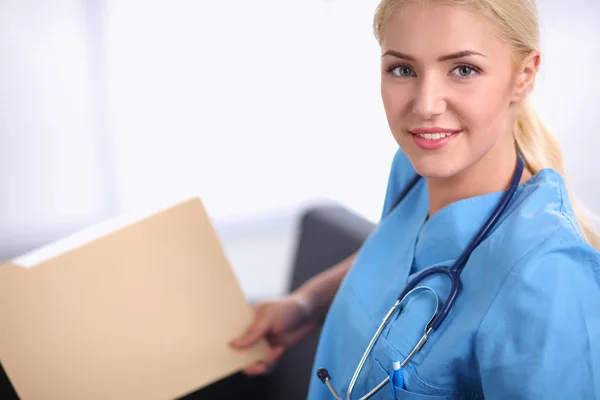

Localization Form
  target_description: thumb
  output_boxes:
[230,309,272,348]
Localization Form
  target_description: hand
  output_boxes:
[230,294,318,376]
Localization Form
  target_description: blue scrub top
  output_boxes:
[307,149,600,399]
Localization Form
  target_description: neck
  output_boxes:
[426,144,532,216]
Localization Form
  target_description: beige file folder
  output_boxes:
[0,198,270,400]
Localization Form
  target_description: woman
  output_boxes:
[231,0,600,398]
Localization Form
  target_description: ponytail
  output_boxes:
[514,101,600,250]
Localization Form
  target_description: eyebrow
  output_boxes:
[382,50,486,62]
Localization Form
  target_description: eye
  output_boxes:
[388,65,414,77]
[451,65,480,78]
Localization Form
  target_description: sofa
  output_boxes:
[0,204,375,400]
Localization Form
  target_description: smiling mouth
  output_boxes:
[412,132,458,140]
[410,130,462,150]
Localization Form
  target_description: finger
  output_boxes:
[230,309,271,348]
[264,345,285,365]
[272,321,317,347]
[243,362,270,376]
[242,346,284,376]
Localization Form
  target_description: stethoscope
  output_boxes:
[317,154,526,400]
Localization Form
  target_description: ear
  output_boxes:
[511,50,541,103]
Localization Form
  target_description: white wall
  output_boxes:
[106,0,600,227]
[0,0,118,262]
[1,1,598,297]
[106,0,397,224]
[531,1,600,226]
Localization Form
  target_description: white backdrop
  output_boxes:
[106,0,600,224]
[0,0,117,261]
[532,1,600,225]
[1,0,599,268]
[105,0,398,223]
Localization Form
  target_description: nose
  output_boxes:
[412,75,446,120]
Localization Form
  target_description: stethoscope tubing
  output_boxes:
[319,154,526,400]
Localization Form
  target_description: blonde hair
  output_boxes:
[373,0,600,250]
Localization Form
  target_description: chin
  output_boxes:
[404,150,464,180]
[414,164,460,180]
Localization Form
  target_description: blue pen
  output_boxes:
[390,359,404,399]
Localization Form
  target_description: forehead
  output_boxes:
[380,2,508,59]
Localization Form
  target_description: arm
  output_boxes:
[290,252,356,322]
[231,252,357,375]
[476,240,600,399]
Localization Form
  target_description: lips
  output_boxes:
[410,127,462,135]
[410,129,462,150]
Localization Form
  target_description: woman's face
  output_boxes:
[380,2,526,179]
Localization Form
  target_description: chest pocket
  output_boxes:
[354,271,484,400]
[372,361,452,400]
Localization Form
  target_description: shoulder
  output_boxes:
[476,167,600,336]
[381,147,417,219]
[482,168,594,271]
[499,226,600,293]
[476,167,600,335]
[466,169,600,396]
[475,224,600,397]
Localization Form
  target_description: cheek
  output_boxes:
[381,83,409,119]
[458,82,512,139]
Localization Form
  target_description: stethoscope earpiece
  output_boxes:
[317,368,331,383]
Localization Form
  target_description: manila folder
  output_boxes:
[0,198,269,400]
